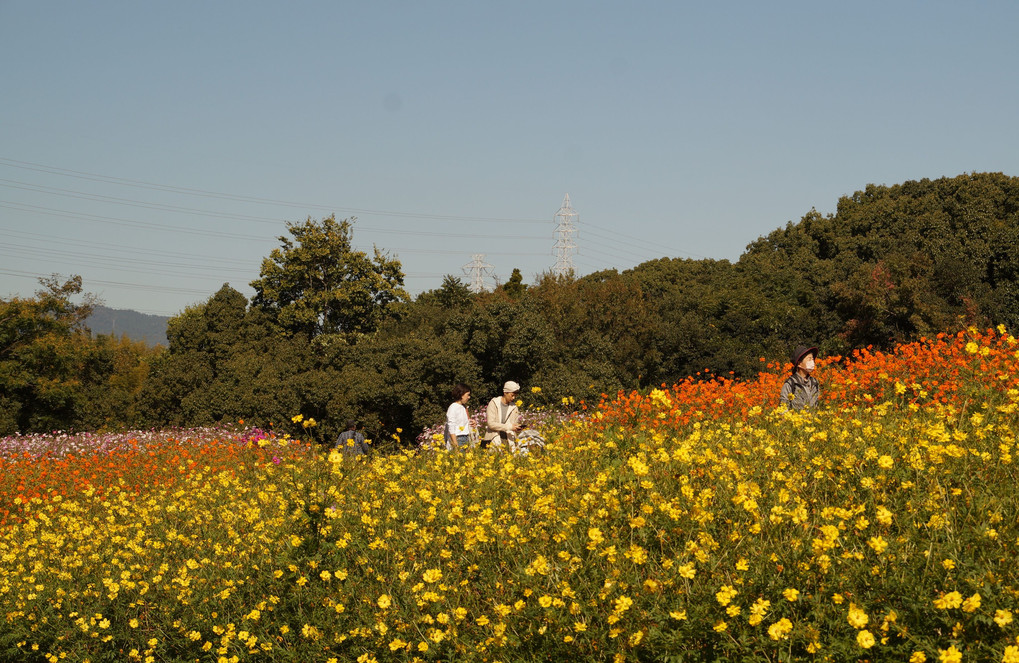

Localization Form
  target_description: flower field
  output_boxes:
[3,329,1019,662]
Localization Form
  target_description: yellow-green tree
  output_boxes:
[0,275,94,433]
[250,215,409,338]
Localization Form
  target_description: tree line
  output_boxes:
[4,172,1018,441]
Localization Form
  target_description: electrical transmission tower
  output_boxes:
[552,193,578,277]
[462,253,494,293]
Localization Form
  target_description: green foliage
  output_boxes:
[13,173,1019,444]
[0,275,157,434]
[73,334,157,431]
[502,267,527,299]
[140,285,313,431]
[742,173,1019,349]
[0,276,91,433]
[250,215,409,338]
[435,274,474,309]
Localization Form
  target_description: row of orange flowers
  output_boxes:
[0,428,307,528]
[584,327,1018,432]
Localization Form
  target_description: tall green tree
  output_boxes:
[141,284,316,428]
[0,275,96,433]
[502,268,527,299]
[251,216,409,338]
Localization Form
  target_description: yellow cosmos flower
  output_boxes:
[783,588,799,602]
[847,603,869,629]
[716,585,738,606]
[934,591,963,610]
[750,598,771,617]
[939,645,962,663]
[868,536,889,554]
[768,618,793,641]
[994,609,1013,628]
[377,594,392,609]
[857,630,875,649]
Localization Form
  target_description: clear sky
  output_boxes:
[2,1,1018,316]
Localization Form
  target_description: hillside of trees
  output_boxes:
[86,306,170,346]
[4,172,1018,440]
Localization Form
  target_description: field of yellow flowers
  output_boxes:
[3,328,1019,662]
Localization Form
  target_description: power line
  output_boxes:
[0,156,705,256]
[0,156,549,224]
[0,201,270,240]
[0,267,215,296]
[2,227,255,267]
[581,223,706,260]
[0,244,254,279]
[0,156,713,304]
[0,195,548,242]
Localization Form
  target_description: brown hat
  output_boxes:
[791,345,818,367]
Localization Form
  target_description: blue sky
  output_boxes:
[2,1,1017,316]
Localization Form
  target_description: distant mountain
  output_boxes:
[86,306,170,346]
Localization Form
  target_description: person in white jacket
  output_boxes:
[484,381,522,448]
[445,383,473,450]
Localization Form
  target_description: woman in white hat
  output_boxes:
[484,381,523,447]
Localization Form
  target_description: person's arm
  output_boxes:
[507,405,522,433]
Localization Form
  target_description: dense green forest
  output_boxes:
[4,173,1019,440]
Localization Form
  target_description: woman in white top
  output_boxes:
[445,383,472,449]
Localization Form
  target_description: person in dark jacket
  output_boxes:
[336,420,370,456]
[780,345,820,410]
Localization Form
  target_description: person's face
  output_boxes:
[502,391,518,404]
[798,353,816,372]
[460,391,471,404]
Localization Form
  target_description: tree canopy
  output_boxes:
[250,215,408,338]
[7,173,1019,439]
